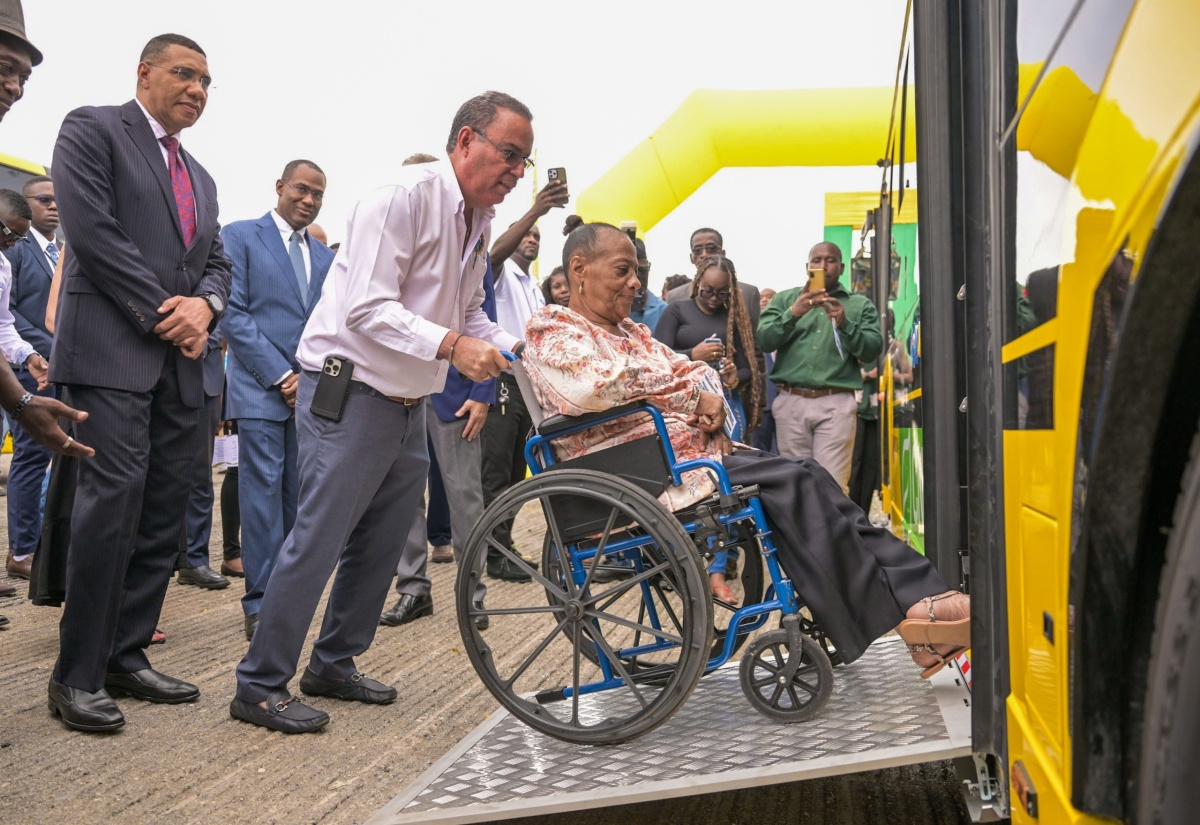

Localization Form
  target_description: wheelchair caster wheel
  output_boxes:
[739,628,833,722]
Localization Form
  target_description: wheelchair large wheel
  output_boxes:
[543,517,764,670]
[457,469,713,745]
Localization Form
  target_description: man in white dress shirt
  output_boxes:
[480,180,567,582]
[231,91,532,733]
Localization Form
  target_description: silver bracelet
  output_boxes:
[8,390,33,421]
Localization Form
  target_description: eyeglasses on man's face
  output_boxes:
[699,287,731,301]
[472,129,534,170]
[0,218,27,244]
[27,194,55,207]
[144,62,212,92]
[284,181,324,201]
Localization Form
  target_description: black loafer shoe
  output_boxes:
[48,677,125,732]
[177,564,230,590]
[0,613,8,628]
[379,593,433,626]
[104,668,200,704]
[472,601,489,631]
[298,668,397,704]
[220,561,245,578]
[245,614,258,642]
[230,691,329,734]
[486,557,532,583]
[0,579,16,597]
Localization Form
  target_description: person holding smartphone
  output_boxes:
[231,92,530,734]
[757,241,882,494]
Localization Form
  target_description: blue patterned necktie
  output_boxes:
[288,231,307,298]
[46,242,59,265]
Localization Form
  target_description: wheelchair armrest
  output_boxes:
[536,401,653,437]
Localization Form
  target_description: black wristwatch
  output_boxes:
[198,292,224,317]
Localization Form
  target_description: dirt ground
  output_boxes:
[0,463,971,825]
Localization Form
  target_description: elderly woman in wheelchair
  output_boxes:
[452,221,968,745]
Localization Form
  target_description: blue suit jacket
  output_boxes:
[3,233,55,358]
[50,100,232,408]
[220,212,334,421]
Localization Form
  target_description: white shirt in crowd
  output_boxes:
[0,255,36,366]
[135,98,175,166]
[493,259,544,339]
[297,160,518,398]
[30,226,57,272]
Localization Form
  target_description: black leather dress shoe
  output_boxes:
[48,677,125,732]
[472,601,489,631]
[245,614,258,641]
[0,580,14,597]
[104,669,200,704]
[299,667,397,704]
[230,690,329,734]
[0,613,8,628]
[379,593,433,626]
[487,557,532,583]
[177,564,230,590]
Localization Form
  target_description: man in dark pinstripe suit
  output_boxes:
[47,33,232,732]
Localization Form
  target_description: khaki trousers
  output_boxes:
[772,390,858,493]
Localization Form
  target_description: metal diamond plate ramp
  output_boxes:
[369,638,972,824]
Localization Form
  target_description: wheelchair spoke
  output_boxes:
[502,616,572,690]
[768,682,784,707]
[541,499,578,598]
[583,560,672,606]
[475,604,566,616]
[586,607,684,646]
[486,535,568,598]
[793,678,820,698]
[786,684,803,709]
[581,622,650,710]
[649,583,686,637]
[580,507,621,595]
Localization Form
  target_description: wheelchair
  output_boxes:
[454,360,836,746]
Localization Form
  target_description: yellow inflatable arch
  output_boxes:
[576,65,1097,233]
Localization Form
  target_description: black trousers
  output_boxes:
[55,362,201,692]
[221,464,241,561]
[723,451,948,665]
[847,416,881,514]
[479,373,532,559]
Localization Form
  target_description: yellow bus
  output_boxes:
[0,151,47,191]
[881,0,1200,821]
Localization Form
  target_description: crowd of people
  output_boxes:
[0,13,968,738]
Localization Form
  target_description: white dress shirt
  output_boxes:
[494,259,545,338]
[134,98,174,166]
[0,255,36,366]
[297,160,519,398]
[272,209,310,284]
[31,226,57,272]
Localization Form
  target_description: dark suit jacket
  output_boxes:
[221,212,335,422]
[3,233,55,357]
[49,99,232,408]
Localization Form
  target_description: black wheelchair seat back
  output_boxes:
[510,361,675,543]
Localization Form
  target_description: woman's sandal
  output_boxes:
[151,628,166,645]
[907,643,968,679]
[897,592,970,650]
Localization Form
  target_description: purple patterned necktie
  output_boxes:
[160,136,196,247]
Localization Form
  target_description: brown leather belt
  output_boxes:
[775,385,854,399]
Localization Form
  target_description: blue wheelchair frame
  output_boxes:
[523,401,802,698]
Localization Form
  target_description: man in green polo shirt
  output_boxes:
[757,242,882,493]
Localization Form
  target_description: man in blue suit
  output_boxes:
[221,160,334,641]
[3,174,57,581]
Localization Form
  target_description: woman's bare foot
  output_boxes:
[905,590,970,623]
[710,572,738,604]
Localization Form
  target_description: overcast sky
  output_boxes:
[8,1,907,295]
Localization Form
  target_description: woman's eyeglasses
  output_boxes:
[699,288,731,301]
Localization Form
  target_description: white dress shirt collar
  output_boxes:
[29,226,56,270]
[272,208,311,283]
[135,98,174,166]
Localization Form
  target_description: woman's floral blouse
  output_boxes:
[522,305,732,511]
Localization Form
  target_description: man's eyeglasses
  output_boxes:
[698,287,732,301]
[692,244,721,257]
[284,181,324,201]
[27,194,55,207]
[0,218,27,243]
[144,63,212,92]
[472,129,534,170]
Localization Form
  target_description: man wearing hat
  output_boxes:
[0,0,42,121]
